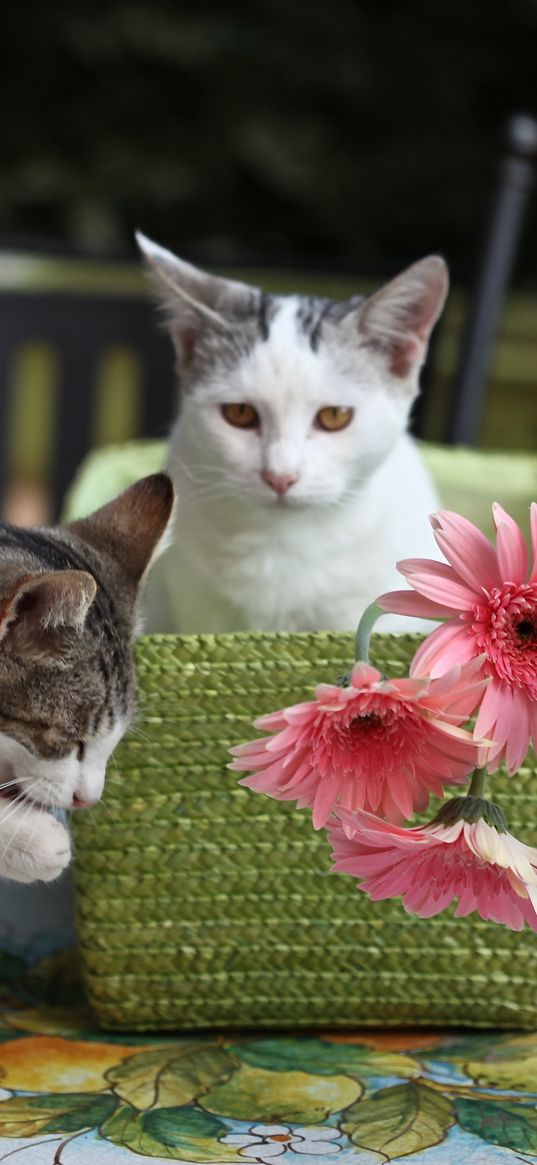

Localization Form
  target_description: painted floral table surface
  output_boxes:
[0,951,535,1164]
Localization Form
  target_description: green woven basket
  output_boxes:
[73,631,537,1032]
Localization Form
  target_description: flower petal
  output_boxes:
[312,777,341,830]
[410,622,477,678]
[531,502,537,582]
[474,676,504,739]
[430,509,502,591]
[350,661,382,687]
[487,683,514,767]
[250,1126,291,1137]
[397,558,479,610]
[504,687,531,774]
[376,589,455,620]
[253,710,289,731]
[493,502,529,585]
[292,1142,341,1155]
[331,812,537,932]
[243,1144,285,1159]
[528,696,537,754]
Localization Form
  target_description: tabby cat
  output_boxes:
[0,473,173,883]
[137,233,446,635]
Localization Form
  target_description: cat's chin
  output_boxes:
[257,491,311,511]
[259,493,344,514]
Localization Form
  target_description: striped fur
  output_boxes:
[0,473,173,883]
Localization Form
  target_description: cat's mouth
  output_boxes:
[0,770,52,813]
[0,783,51,812]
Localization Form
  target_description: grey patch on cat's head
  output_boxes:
[0,474,174,764]
[308,295,366,351]
[257,291,278,342]
[138,232,448,390]
[296,296,329,350]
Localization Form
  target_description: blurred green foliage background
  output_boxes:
[1,1,536,280]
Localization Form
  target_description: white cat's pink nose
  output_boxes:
[72,793,98,810]
[261,471,299,495]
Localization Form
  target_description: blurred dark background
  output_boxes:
[1,1,537,526]
[1,0,537,279]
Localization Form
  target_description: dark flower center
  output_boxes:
[351,713,383,729]
[471,583,537,693]
[516,619,537,642]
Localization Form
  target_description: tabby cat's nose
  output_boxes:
[261,471,299,495]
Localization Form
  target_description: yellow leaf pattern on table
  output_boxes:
[0,981,535,1162]
[0,1036,145,1093]
[200,1064,363,1124]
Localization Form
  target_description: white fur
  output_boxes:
[0,718,126,883]
[0,803,70,884]
[144,293,440,634]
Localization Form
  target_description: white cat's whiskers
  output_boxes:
[172,452,210,486]
[179,473,239,500]
[175,456,235,488]
[181,479,235,498]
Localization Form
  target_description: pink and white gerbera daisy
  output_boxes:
[328,805,537,931]
[378,503,537,774]
[229,658,487,829]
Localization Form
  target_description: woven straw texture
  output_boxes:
[73,631,537,1032]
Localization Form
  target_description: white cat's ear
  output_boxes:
[0,571,97,660]
[136,232,253,368]
[69,472,175,586]
[357,256,448,379]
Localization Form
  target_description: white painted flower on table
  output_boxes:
[219,1122,342,1158]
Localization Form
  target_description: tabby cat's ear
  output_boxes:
[136,232,253,369]
[69,473,174,586]
[0,570,97,661]
[355,256,448,380]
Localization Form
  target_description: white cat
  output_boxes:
[138,234,447,634]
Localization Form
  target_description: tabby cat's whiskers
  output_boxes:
[0,470,173,882]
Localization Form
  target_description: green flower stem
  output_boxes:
[354,602,386,663]
[467,767,488,798]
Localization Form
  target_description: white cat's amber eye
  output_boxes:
[315,406,354,431]
[221,403,260,429]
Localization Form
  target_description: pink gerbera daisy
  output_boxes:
[328,803,537,931]
[378,504,537,774]
[229,658,487,829]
